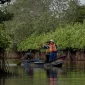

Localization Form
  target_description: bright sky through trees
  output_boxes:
[80,0,85,4]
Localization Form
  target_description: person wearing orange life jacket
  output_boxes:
[42,39,57,62]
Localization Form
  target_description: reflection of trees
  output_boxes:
[0,49,19,85]
[0,66,20,85]
[65,60,85,71]
[0,48,10,76]
[0,77,5,85]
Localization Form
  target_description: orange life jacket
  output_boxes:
[47,43,57,52]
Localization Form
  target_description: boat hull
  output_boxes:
[22,56,66,68]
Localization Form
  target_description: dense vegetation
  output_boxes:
[1,0,85,51]
[0,6,13,49]
[5,0,82,43]
[18,22,85,51]
[0,24,11,49]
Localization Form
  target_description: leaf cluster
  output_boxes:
[0,10,14,23]
[5,0,82,44]
[0,24,11,48]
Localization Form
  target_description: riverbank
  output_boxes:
[5,50,85,61]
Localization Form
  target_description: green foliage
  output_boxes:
[3,0,85,51]
[0,24,11,48]
[5,0,81,44]
[0,7,14,49]
[0,10,14,23]
[75,5,85,23]
[17,22,85,51]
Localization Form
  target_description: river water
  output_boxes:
[0,60,85,85]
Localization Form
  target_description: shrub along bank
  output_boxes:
[17,22,85,52]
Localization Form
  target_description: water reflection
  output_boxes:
[26,67,34,78]
[0,71,17,85]
[65,61,85,71]
[23,64,65,85]
[0,77,5,85]
[46,68,58,85]
[1,61,85,85]
[0,66,21,85]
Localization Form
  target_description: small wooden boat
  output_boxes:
[22,56,66,68]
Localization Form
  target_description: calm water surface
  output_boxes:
[0,60,85,85]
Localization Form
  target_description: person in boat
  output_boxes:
[41,39,57,62]
[24,50,34,60]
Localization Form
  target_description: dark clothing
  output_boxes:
[45,53,50,63]
[49,51,57,61]
[25,53,34,60]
